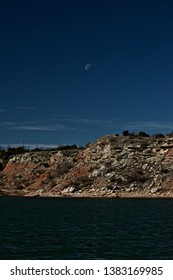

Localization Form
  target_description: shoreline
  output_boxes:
[1,191,173,199]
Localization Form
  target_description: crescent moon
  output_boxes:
[85,63,92,71]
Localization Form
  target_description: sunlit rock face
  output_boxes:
[1,134,173,197]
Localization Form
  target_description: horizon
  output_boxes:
[1,129,173,151]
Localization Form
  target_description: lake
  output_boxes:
[0,197,173,259]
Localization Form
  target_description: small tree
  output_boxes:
[123,130,129,136]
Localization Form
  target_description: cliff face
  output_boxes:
[1,134,173,197]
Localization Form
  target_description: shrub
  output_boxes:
[153,133,165,138]
[58,144,78,150]
[138,131,150,137]
[166,131,173,137]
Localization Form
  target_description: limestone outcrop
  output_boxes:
[1,134,173,197]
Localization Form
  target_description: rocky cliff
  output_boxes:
[1,134,173,197]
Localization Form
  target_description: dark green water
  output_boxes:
[0,197,173,259]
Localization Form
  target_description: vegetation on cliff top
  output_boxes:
[0,130,171,158]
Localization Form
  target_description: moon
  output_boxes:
[85,63,92,71]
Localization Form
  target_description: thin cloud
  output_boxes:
[124,120,173,131]
[14,125,56,131]
[0,108,7,112]
[12,122,76,131]
[52,117,173,132]
[1,117,173,133]
[15,107,38,112]
[0,121,18,127]
[52,117,115,126]
[0,118,76,131]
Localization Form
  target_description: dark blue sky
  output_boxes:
[1,0,173,147]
